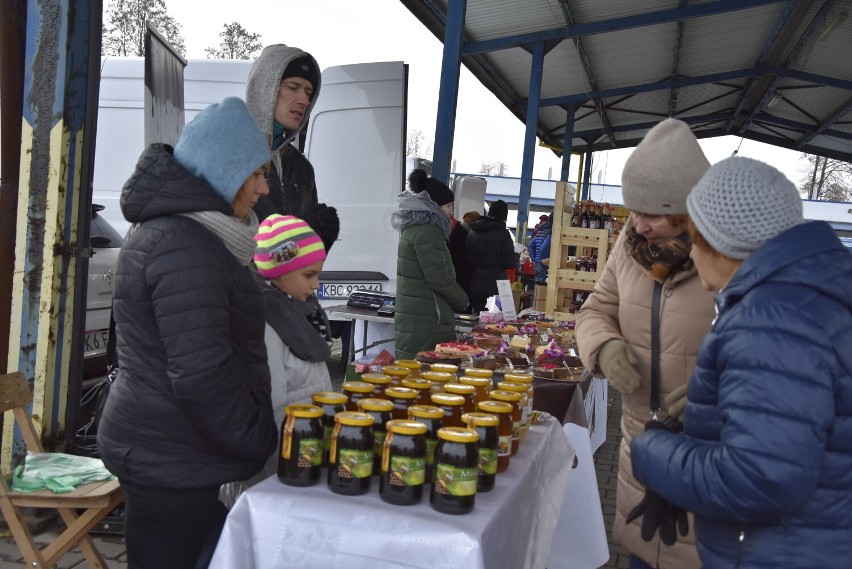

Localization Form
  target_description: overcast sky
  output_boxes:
[167,0,811,188]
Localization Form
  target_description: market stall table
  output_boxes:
[210,416,572,569]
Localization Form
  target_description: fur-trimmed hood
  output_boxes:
[391,190,452,237]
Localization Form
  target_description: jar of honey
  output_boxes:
[504,372,534,416]
[310,391,349,466]
[381,365,411,386]
[380,420,428,506]
[457,375,492,406]
[341,382,375,411]
[360,373,392,398]
[477,400,513,472]
[401,378,434,406]
[429,363,459,377]
[407,404,444,481]
[461,412,499,492]
[430,427,479,515]
[430,392,466,428]
[496,381,531,443]
[278,404,324,487]
[384,386,419,419]
[421,371,454,394]
[394,359,422,379]
[328,411,375,496]
[489,390,523,455]
[357,398,394,475]
[443,383,477,414]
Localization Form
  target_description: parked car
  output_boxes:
[82,204,123,384]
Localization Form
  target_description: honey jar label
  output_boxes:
[372,431,387,457]
[297,439,323,467]
[337,449,373,479]
[498,435,512,457]
[478,448,498,475]
[387,456,426,486]
[323,426,333,453]
[425,439,437,465]
[434,464,477,496]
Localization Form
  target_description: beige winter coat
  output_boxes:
[576,226,715,569]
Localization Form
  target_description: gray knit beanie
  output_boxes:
[687,156,803,260]
[622,118,710,214]
[173,97,270,204]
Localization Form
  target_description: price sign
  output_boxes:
[496,280,517,321]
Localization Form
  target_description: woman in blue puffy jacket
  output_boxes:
[630,156,852,568]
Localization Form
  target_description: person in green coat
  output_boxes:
[391,169,469,359]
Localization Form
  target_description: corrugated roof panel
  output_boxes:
[570,0,677,23]
[579,23,676,90]
[674,82,744,116]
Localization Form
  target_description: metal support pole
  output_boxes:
[581,147,594,201]
[431,0,466,184]
[517,41,545,242]
[560,103,576,182]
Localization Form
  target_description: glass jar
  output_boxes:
[465,366,496,389]
[457,375,492,406]
[407,404,444,481]
[430,427,480,515]
[379,420,428,506]
[381,365,411,386]
[504,372,534,417]
[357,398,394,475]
[421,371,454,394]
[430,392,466,428]
[360,373,392,398]
[384,386,419,420]
[328,411,375,496]
[477,400,514,472]
[401,378,434,406]
[310,391,349,466]
[461,412,499,492]
[443,383,477,414]
[341,381,375,411]
[490,390,523,455]
[278,404,324,487]
[496,381,531,443]
[429,363,459,377]
[394,359,422,379]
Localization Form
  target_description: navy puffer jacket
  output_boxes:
[631,221,852,568]
[97,144,278,489]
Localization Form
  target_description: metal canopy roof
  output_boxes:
[400,0,852,162]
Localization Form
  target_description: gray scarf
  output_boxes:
[180,210,259,266]
[257,274,332,362]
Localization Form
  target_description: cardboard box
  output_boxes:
[534,284,548,312]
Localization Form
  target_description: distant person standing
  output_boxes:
[527,213,552,284]
[245,44,339,252]
[448,210,480,300]
[466,199,519,312]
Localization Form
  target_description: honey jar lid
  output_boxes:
[284,403,323,419]
[341,381,375,394]
[464,367,494,378]
[490,389,522,403]
[311,391,349,405]
[444,383,476,395]
[357,398,394,412]
[407,404,445,419]
[497,381,529,394]
[429,363,459,374]
[335,411,375,426]
[458,376,491,387]
[477,400,513,414]
[386,420,428,436]
[461,412,499,427]
[381,365,411,377]
[437,426,479,443]
[361,373,392,385]
[430,393,465,406]
[401,378,433,390]
[394,359,423,370]
[504,373,533,384]
[421,371,454,383]
[385,386,418,399]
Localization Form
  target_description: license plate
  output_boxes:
[319,282,382,300]
[84,329,109,357]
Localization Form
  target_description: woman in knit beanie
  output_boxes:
[631,156,852,569]
[220,214,333,508]
[391,169,469,359]
[575,118,716,569]
[96,97,278,569]
[466,199,520,312]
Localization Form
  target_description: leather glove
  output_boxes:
[665,383,689,422]
[597,339,642,394]
[625,420,689,545]
[302,203,340,253]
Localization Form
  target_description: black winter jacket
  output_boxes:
[466,216,519,310]
[97,144,278,489]
[254,145,318,220]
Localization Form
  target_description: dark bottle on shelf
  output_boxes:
[580,203,590,228]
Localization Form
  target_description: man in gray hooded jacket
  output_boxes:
[246,44,339,251]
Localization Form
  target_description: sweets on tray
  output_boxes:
[434,342,488,359]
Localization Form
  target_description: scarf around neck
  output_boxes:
[624,220,693,281]
[181,210,259,266]
[258,275,332,362]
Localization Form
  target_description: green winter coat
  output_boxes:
[391,191,469,359]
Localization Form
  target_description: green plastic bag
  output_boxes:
[10,452,116,494]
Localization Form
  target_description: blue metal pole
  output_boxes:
[560,103,575,182]
[431,0,466,184]
[517,41,544,242]
[581,149,593,201]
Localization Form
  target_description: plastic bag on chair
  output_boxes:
[11,451,116,494]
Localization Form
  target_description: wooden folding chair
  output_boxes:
[0,371,124,569]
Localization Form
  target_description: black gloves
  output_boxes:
[303,203,340,253]
[625,418,688,545]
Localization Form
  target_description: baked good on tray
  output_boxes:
[415,351,465,365]
[434,341,488,359]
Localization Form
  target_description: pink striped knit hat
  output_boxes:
[254,214,326,279]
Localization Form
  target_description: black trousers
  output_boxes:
[121,481,228,569]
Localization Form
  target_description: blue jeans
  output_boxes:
[534,261,548,284]
[629,555,655,569]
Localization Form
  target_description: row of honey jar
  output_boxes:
[278,384,533,514]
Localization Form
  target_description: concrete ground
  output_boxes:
[0,339,628,568]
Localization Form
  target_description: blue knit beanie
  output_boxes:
[173,97,270,204]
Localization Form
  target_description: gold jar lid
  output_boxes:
[401,378,433,391]
[361,373,392,386]
[394,359,422,371]
[490,389,522,403]
[407,404,445,419]
[444,383,476,396]
[341,381,375,394]
[429,363,459,374]
[458,376,491,388]
[461,412,499,427]
[421,371,454,384]
[385,386,418,399]
[357,398,394,412]
[311,391,349,405]
[464,367,494,378]
[284,403,323,419]
[437,426,479,443]
[477,400,513,414]
[334,411,375,426]
[497,381,528,394]
[430,393,465,406]
[504,372,533,384]
[386,420,428,436]
[381,365,411,377]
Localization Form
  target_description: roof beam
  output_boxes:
[795,94,852,147]
[668,0,688,117]
[462,0,782,56]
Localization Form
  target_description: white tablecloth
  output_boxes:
[210,417,573,569]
